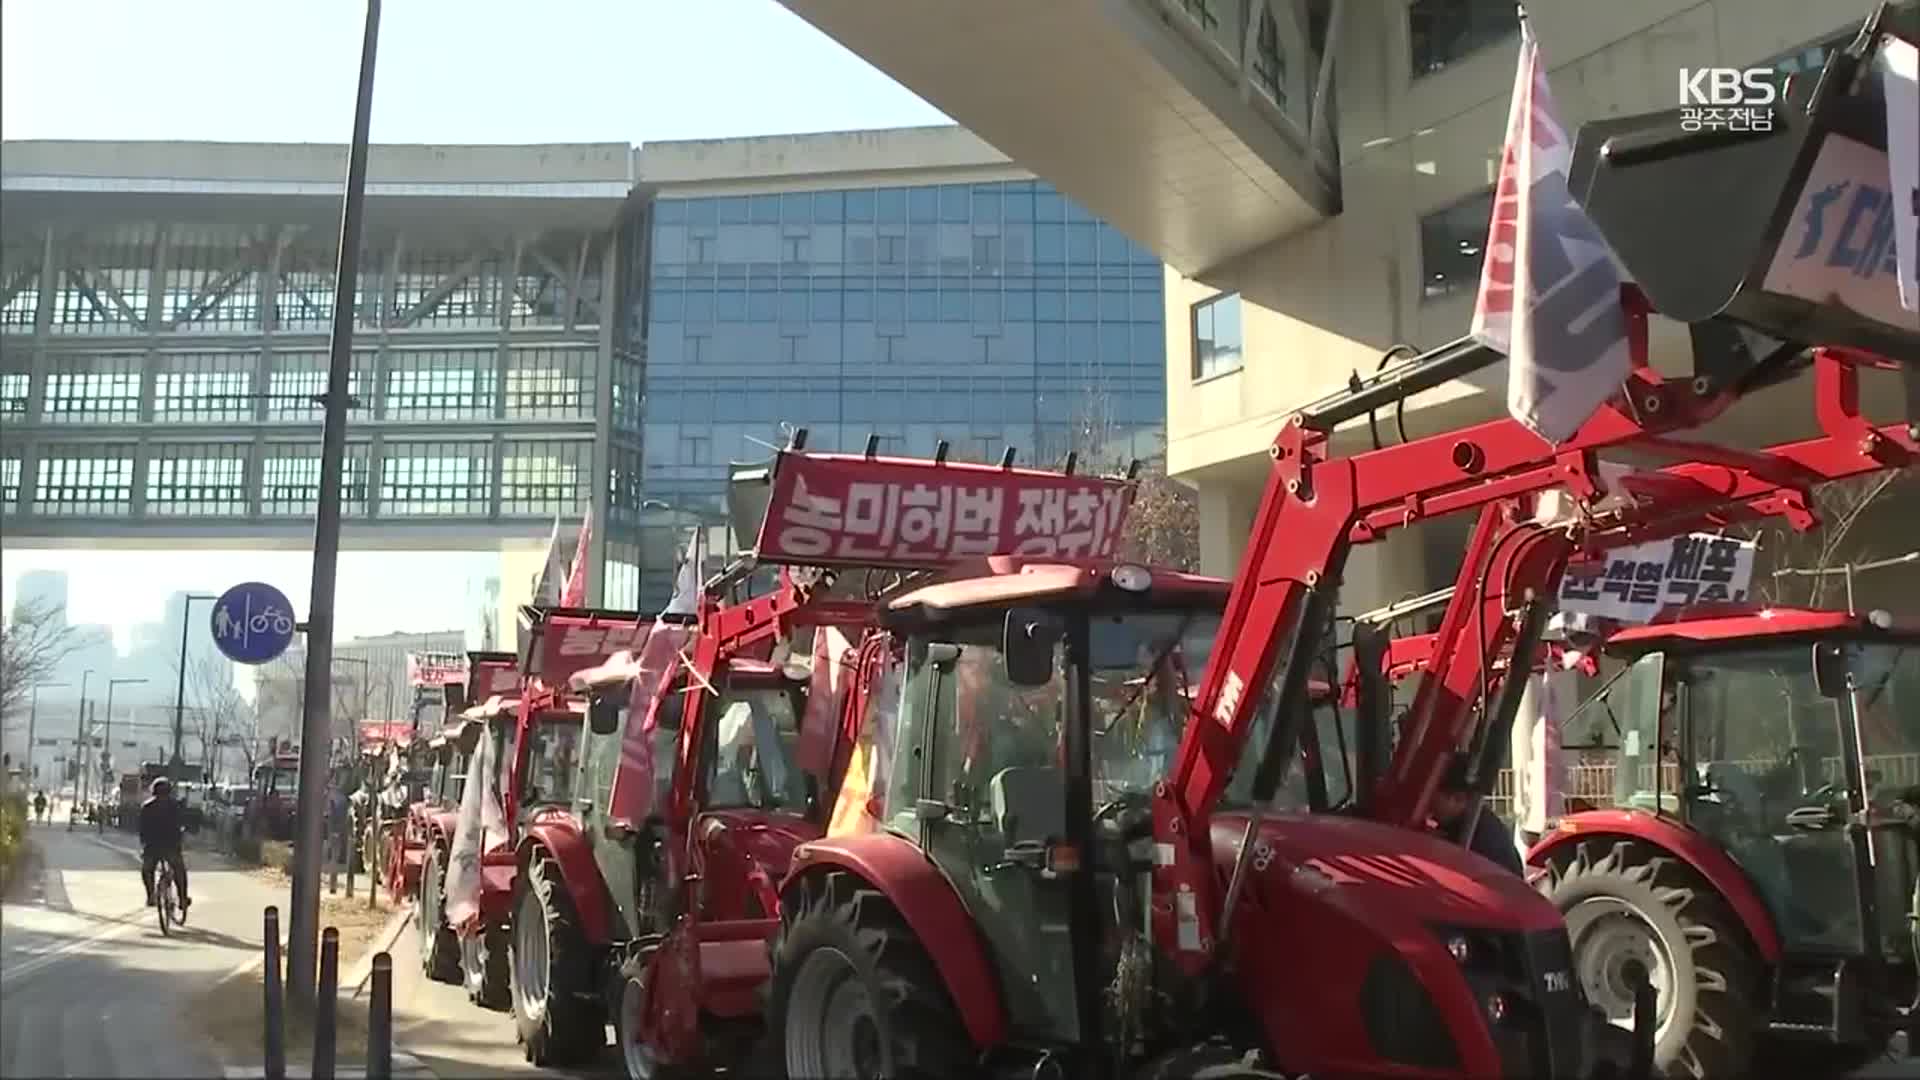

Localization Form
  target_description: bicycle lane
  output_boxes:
[0,820,287,1078]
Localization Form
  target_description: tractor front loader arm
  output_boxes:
[1151,318,1914,975]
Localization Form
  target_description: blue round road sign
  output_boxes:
[210,582,297,665]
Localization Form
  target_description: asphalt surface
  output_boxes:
[1,807,283,1078]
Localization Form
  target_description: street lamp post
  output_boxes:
[26,682,68,788]
[103,678,148,787]
[172,593,218,774]
[77,670,94,806]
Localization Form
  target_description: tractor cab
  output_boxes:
[1562,606,1919,1045]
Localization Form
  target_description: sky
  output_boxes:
[0,0,948,652]
[0,0,949,145]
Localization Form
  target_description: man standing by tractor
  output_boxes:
[1429,757,1525,875]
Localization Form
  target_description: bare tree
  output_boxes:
[1,597,80,722]
[185,654,257,781]
[1742,472,1916,608]
[1062,381,1201,572]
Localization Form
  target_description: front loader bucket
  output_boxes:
[726,457,777,558]
[1567,5,1919,363]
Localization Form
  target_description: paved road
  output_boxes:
[1,813,286,1078]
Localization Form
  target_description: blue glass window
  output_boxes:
[845,288,874,321]
[748,288,776,323]
[907,188,937,223]
[907,292,936,322]
[781,192,812,225]
[716,289,745,322]
[939,184,969,223]
[1068,292,1097,322]
[1036,290,1066,320]
[813,191,845,224]
[939,291,967,322]
[1192,291,1244,380]
[1005,291,1034,321]
[1035,225,1065,267]
[780,289,808,325]
[651,289,683,322]
[845,190,875,222]
[685,199,718,227]
[878,188,908,224]
[1099,292,1129,322]
[1067,225,1097,265]
[654,200,688,225]
[971,186,1002,225]
[812,289,840,321]
[751,195,782,224]
[685,291,715,325]
[718,197,751,224]
[1035,191,1065,222]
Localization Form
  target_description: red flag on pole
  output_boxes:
[561,506,593,608]
[1471,14,1632,444]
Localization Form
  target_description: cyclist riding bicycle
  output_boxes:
[138,778,192,913]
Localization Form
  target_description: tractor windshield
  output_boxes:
[1089,609,1223,801]
[521,713,582,809]
[703,683,810,814]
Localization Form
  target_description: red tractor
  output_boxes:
[741,18,1918,1079]
[505,559,905,1069]
[1526,607,1919,1077]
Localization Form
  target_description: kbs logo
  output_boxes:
[1677,68,1778,134]
[1678,68,1778,107]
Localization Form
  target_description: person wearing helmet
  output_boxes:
[138,777,191,912]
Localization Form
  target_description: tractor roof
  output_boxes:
[887,556,1228,618]
[1607,605,1920,653]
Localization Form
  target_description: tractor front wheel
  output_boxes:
[463,922,510,1011]
[768,870,972,1080]
[1545,839,1759,1079]
[511,849,605,1066]
[418,842,459,984]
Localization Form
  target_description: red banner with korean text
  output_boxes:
[528,614,655,696]
[751,452,1137,570]
[467,654,522,701]
[408,652,469,689]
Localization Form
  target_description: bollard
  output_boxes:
[314,927,339,1080]
[263,906,286,1080]
[366,952,393,1080]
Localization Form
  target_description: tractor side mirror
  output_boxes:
[1003,608,1065,687]
[1812,641,1851,700]
[587,693,622,736]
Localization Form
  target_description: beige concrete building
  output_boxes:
[780,0,1915,611]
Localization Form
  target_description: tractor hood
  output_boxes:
[1213,811,1564,934]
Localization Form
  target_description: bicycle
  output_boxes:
[154,860,182,936]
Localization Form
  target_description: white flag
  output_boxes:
[528,514,566,608]
[1472,19,1633,444]
[662,527,704,617]
[1883,34,1918,313]
[443,726,508,931]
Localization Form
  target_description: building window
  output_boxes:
[379,440,492,517]
[1,354,28,420]
[1252,8,1287,106]
[1419,187,1495,301]
[0,456,20,511]
[147,442,248,516]
[1178,0,1218,32]
[161,225,264,332]
[387,249,504,330]
[1192,292,1244,381]
[33,444,135,515]
[45,354,144,423]
[504,345,594,419]
[154,351,256,423]
[1409,0,1518,77]
[384,347,498,421]
[265,350,372,420]
[50,224,157,334]
[261,442,371,516]
[500,439,588,517]
[680,434,711,466]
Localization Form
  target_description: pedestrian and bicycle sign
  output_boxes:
[211,581,298,665]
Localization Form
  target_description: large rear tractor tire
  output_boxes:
[463,922,511,1011]
[1543,839,1760,1079]
[511,849,606,1066]
[418,842,460,984]
[768,870,973,1080]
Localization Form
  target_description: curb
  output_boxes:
[345,903,415,998]
[220,1051,432,1079]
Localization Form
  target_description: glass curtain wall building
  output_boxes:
[606,131,1168,611]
